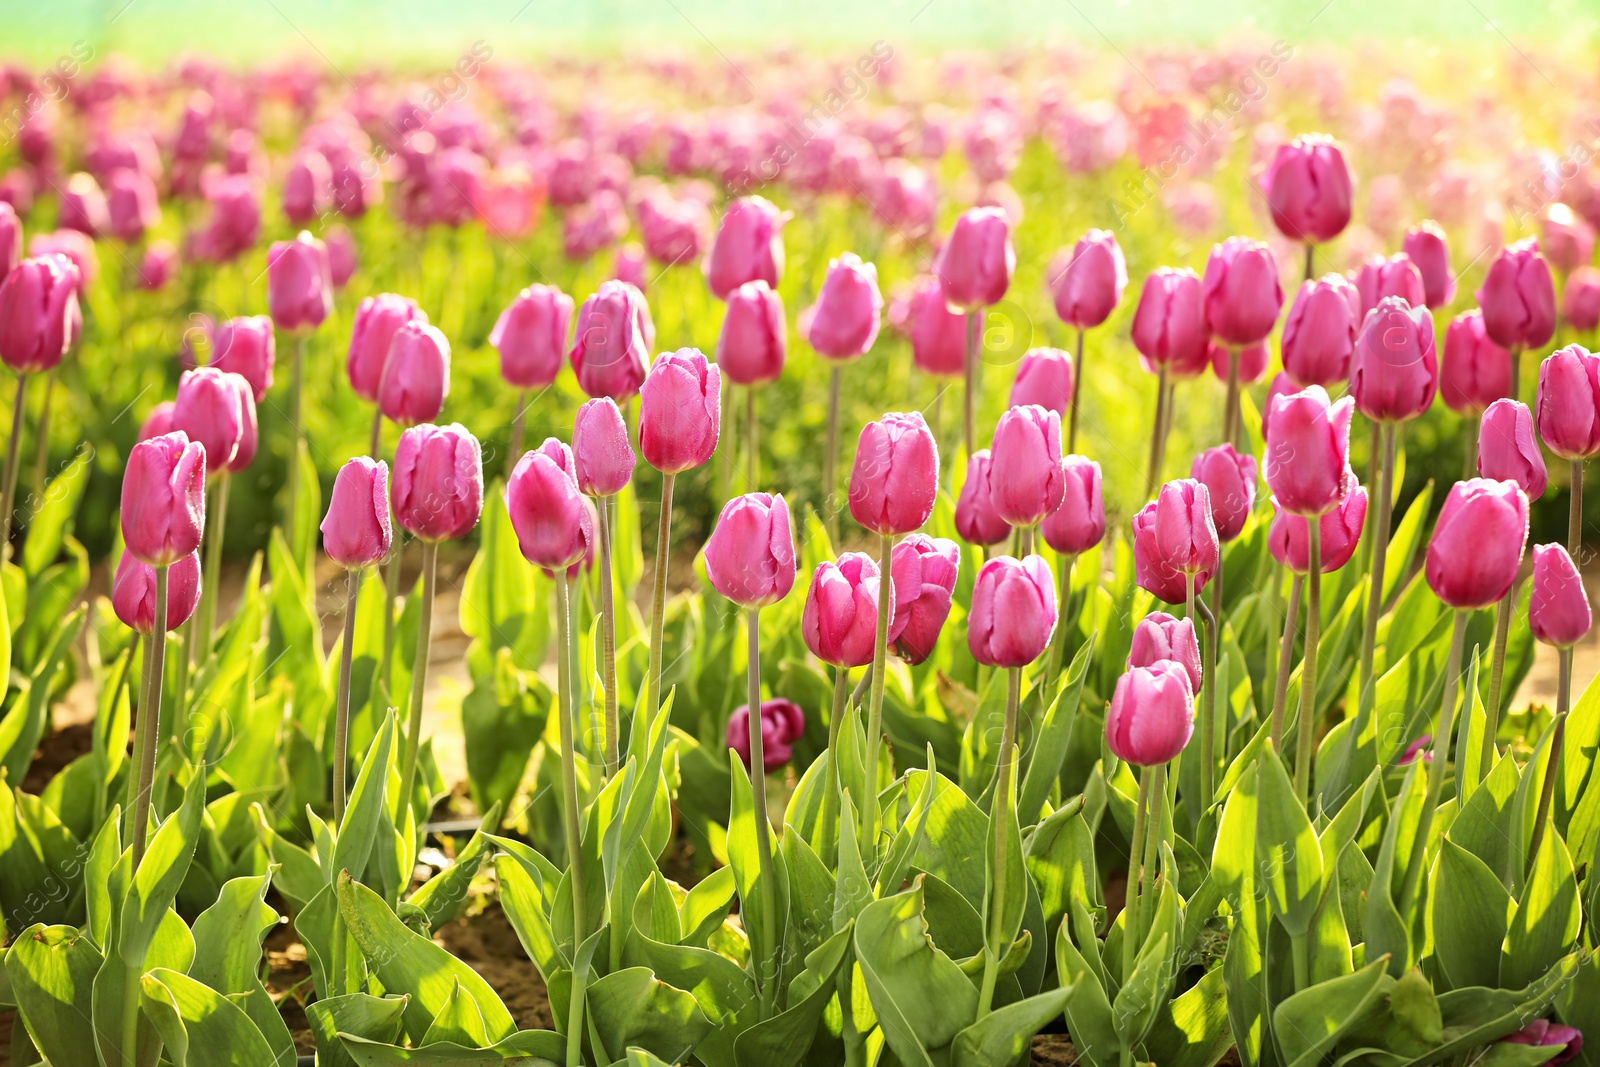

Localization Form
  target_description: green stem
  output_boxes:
[598,495,619,777]
[1360,421,1382,572]
[30,368,53,496]
[1303,241,1314,283]
[1570,458,1584,556]
[747,384,759,489]
[286,334,305,524]
[1397,610,1469,921]
[1223,347,1240,447]
[192,471,230,688]
[131,564,170,868]
[398,541,438,830]
[823,365,841,542]
[1355,423,1396,754]
[862,532,894,850]
[1122,766,1153,984]
[746,608,779,1019]
[1293,524,1322,803]
[1139,761,1167,947]
[1,371,30,558]
[1527,646,1575,873]
[1479,588,1516,780]
[508,389,528,480]
[977,666,1022,1021]
[333,568,360,823]
[1269,575,1303,753]
[1144,366,1169,500]
[1510,346,1522,405]
[1067,327,1084,455]
[124,632,152,845]
[818,667,849,867]
[1045,552,1077,693]
[554,574,587,1057]
[369,407,383,462]
[380,534,403,695]
[647,472,676,720]
[1196,590,1218,812]
[119,960,141,1067]
[964,310,983,463]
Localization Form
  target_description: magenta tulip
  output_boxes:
[121,431,207,566]
[1280,274,1361,387]
[1349,296,1437,423]
[322,457,393,569]
[1041,455,1105,555]
[988,404,1065,528]
[1564,267,1600,332]
[704,195,786,300]
[1540,205,1595,275]
[1351,253,1425,316]
[112,550,201,635]
[968,554,1057,667]
[491,285,574,391]
[507,441,596,571]
[573,397,635,497]
[0,254,79,373]
[1106,660,1195,766]
[1009,348,1074,416]
[726,699,806,773]
[172,367,246,473]
[888,534,960,665]
[848,411,939,535]
[392,423,483,543]
[936,206,1014,311]
[106,168,160,243]
[1529,544,1591,648]
[1478,399,1548,501]
[1202,237,1284,347]
[1440,310,1511,416]
[639,349,721,474]
[703,492,796,608]
[1502,1020,1583,1067]
[1536,345,1600,459]
[1424,478,1529,610]
[907,274,968,377]
[0,202,19,279]
[58,172,108,236]
[1269,472,1368,574]
[348,294,427,403]
[138,401,175,442]
[1402,221,1456,308]
[1261,134,1353,244]
[803,252,882,360]
[266,231,333,334]
[1051,229,1127,329]
[1191,444,1256,542]
[570,279,652,401]
[1131,267,1208,377]
[955,449,1010,547]
[1262,385,1354,516]
[209,315,275,402]
[1128,612,1202,693]
[282,149,331,225]
[715,280,786,386]
[802,553,887,668]
[1132,479,1219,603]
[378,321,451,428]
[1477,238,1556,351]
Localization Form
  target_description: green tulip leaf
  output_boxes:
[307,994,410,1067]
[5,923,103,1067]
[1272,957,1391,1067]
[1501,830,1580,990]
[1256,744,1324,938]
[585,966,714,1065]
[140,966,281,1067]
[1142,965,1232,1067]
[951,986,1073,1067]
[338,1028,566,1065]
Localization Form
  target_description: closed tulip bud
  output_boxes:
[105,168,160,243]
[908,274,968,377]
[1132,479,1220,603]
[1042,455,1105,555]
[1350,253,1425,316]
[1261,134,1353,244]
[1539,204,1595,275]
[968,554,1057,667]
[1440,310,1511,416]
[138,242,177,291]
[1128,612,1202,692]
[1402,221,1456,308]
[209,315,275,401]
[1131,267,1208,377]
[803,252,882,360]
[570,279,653,401]
[1502,1020,1583,1066]
[282,150,331,225]
[348,294,426,403]
[849,411,939,535]
[0,202,19,279]
[1191,444,1256,542]
[1281,274,1361,387]
[267,231,333,334]
[802,553,887,668]
[715,280,786,386]
[955,450,1010,546]
[1350,296,1437,423]
[573,397,634,497]
[726,698,806,773]
[0,254,79,373]
[230,383,259,472]
[1202,237,1284,346]
[640,348,721,474]
[1261,372,1299,443]
[1268,471,1368,573]
[1262,385,1354,516]
[112,550,201,635]
[58,172,108,236]
[989,404,1065,528]
[888,534,960,665]
[705,195,787,300]
[1105,660,1195,766]
[506,440,596,571]
[703,492,796,608]
[1477,238,1556,350]
[1564,266,1600,332]
[172,367,246,473]
[1009,348,1074,416]
[326,227,357,288]
[138,401,175,442]
[378,321,451,428]
[392,423,483,543]
[1051,229,1127,328]
[1478,399,1548,500]
[491,284,574,390]
[1536,344,1600,459]
[1425,478,1528,610]
[121,431,206,566]
[1529,544,1591,648]
[322,457,392,569]
[935,207,1014,312]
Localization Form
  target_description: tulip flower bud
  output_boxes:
[1564,266,1600,332]
[955,449,1009,547]
[703,492,796,608]
[1261,372,1298,443]
[1539,204,1595,275]
[58,172,108,236]
[1261,134,1353,244]
[1262,385,1354,516]
[1529,543,1591,648]
[1041,455,1105,556]
[106,169,160,243]
[848,411,939,535]
[138,401,175,442]
[1106,660,1195,766]
[326,227,357,288]
[803,252,883,360]
[936,206,1014,311]
[0,202,20,279]
[322,457,392,569]
[715,280,786,386]
[121,431,207,566]
[491,284,574,391]
[1440,309,1510,416]
[1402,221,1456,308]
[378,321,451,428]
[209,315,275,402]
[1268,472,1368,574]
[112,550,202,635]
[1131,267,1208,377]
[908,274,968,377]
[0,254,80,373]
[968,554,1057,667]
[705,195,787,300]
[1202,236,1284,347]
[888,534,960,665]
[392,423,483,543]
[1132,479,1220,603]
[348,294,427,403]
[282,150,331,225]
[573,397,634,497]
[1128,612,1202,693]
[1281,274,1361,387]
[230,382,260,473]
[802,552,887,668]
[1502,1020,1584,1065]
[172,367,246,473]
[989,404,1065,528]
[267,230,333,334]
[1536,344,1600,460]
[1350,253,1425,316]
[1050,229,1127,329]
[1477,238,1556,351]
[639,348,721,474]
[138,242,176,291]
[1191,444,1256,542]
[570,279,653,401]
[507,440,596,571]
[726,698,806,773]
[1424,478,1528,610]
[1009,348,1075,416]
[1478,399,1547,501]
[1349,296,1437,424]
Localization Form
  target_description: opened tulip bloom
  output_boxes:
[322,457,393,570]
[1106,660,1195,766]
[210,315,275,402]
[956,449,1010,546]
[1402,221,1455,308]
[1132,479,1219,604]
[1009,348,1074,416]
[1261,134,1353,247]
[726,699,806,773]
[349,294,427,403]
[1128,612,1202,692]
[491,284,573,390]
[1502,1020,1583,1067]
[1280,274,1360,387]
[1042,455,1105,556]
[640,348,721,474]
[936,206,1014,311]
[112,549,201,635]
[378,321,451,428]
[1440,309,1510,416]
[1478,399,1547,500]
[1425,478,1528,611]
[704,195,786,299]
[1263,385,1353,516]
[888,534,960,665]
[570,279,652,401]
[803,553,888,668]
[988,404,1064,528]
[969,554,1057,667]
[848,411,939,536]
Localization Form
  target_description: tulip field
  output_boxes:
[6,17,1600,1067]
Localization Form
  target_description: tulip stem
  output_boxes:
[131,564,170,869]
[1461,419,1478,480]
[1068,327,1084,454]
[1045,552,1077,693]
[818,667,849,867]
[1480,585,1517,780]
[1510,346,1522,404]
[647,472,676,721]
[553,574,586,1067]
[964,311,983,464]
[1352,422,1396,780]
[1570,458,1584,557]
[823,367,841,542]
[1144,366,1169,500]
[746,608,779,1019]
[1527,704,1568,880]
[599,495,619,778]
[1122,766,1153,985]
[0,371,30,558]
[333,568,360,824]
[1223,348,1241,447]
[1558,645,1573,717]
[1196,589,1218,813]
[508,389,528,477]
[571,573,596,771]
[978,665,1022,1022]
[1303,241,1314,283]
[1270,575,1303,753]
[195,471,230,675]
[287,335,306,521]
[30,368,53,496]
[1397,609,1469,922]
[863,533,894,852]
[1293,524,1322,803]
[381,535,403,695]
[398,540,438,832]
[369,407,383,461]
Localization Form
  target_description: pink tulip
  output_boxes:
[392,423,483,543]
[112,550,201,635]
[1041,455,1105,555]
[1424,478,1528,610]
[573,397,635,497]
[195,175,261,262]
[378,321,451,428]
[348,294,427,403]
[209,315,274,401]
[803,252,882,360]
[1128,612,1202,692]
[1268,471,1368,573]
[1539,205,1595,275]
[1009,348,1074,416]
[802,553,887,668]
[705,195,786,300]
[322,457,392,569]
[1050,229,1127,329]
[30,232,95,294]
[105,169,160,243]
[1132,479,1219,603]
[989,404,1065,527]
[1478,399,1547,501]
[1536,344,1600,459]
[282,149,331,226]
[1350,253,1425,316]
[1202,237,1284,347]
[138,401,175,442]
[955,449,1010,547]
[715,280,786,386]
[1263,385,1354,516]
[1529,544,1591,648]
[1477,238,1556,350]
[907,274,968,377]
[506,440,596,571]
[935,206,1014,311]
[0,202,19,279]
[1261,134,1353,244]
[968,554,1057,667]
[121,431,207,566]
[888,534,960,665]
[1350,296,1437,423]
[1440,310,1511,416]
[848,411,939,536]
[1565,266,1600,332]
[1502,1020,1583,1066]
[1261,372,1299,443]
[138,242,177,290]
[326,227,357,288]
[1131,267,1208,377]
[172,367,246,473]
[703,492,796,608]
[267,231,333,334]
[58,172,108,236]
[639,349,721,474]
[1280,274,1361,387]
[637,192,710,266]
[1191,443,1256,542]
[1402,221,1456,308]
[1105,660,1195,766]
[491,285,573,391]
[570,279,652,401]
[0,254,79,373]
[726,699,806,773]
